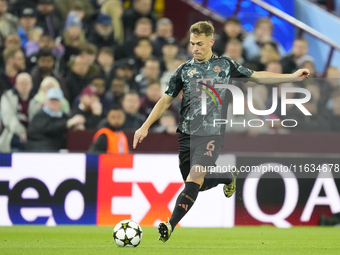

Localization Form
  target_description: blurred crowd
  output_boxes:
[0,0,339,153]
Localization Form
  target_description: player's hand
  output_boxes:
[133,127,148,149]
[293,69,310,81]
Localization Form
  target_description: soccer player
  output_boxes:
[133,21,310,243]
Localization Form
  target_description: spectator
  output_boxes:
[122,0,158,38]
[213,16,244,56]
[329,91,340,131]
[160,57,185,94]
[265,61,282,74]
[152,18,175,57]
[326,66,340,88]
[65,55,90,104]
[26,34,65,72]
[97,47,115,87]
[160,37,180,73]
[71,85,104,129]
[114,59,139,91]
[117,17,153,59]
[36,0,63,39]
[18,8,39,49]
[0,47,26,97]
[0,33,21,72]
[79,43,101,76]
[225,94,274,135]
[133,37,154,72]
[87,13,119,52]
[280,38,309,74]
[271,82,296,120]
[88,106,129,154]
[30,49,68,98]
[101,0,124,44]
[222,39,244,64]
[26,87,85,152]
[242,18,285,60]
[135,56,160,96]
[72,76,111,115]
[24,27,43,58]
[139,79,162,125]
[121,91,145,131]
[253,85,269,105]
[7,0,37,17]
[305,82,327,113]
[34,76,70,114]
[69,1,97,37]
[104,76,128,107]
[0,0,19,41]
[248,42,280,71]
[325,67,340,110]
[55,0,94,20]
[4,33,21,47]
[153,110,177,134]
[0,73,40,152]
[286,96,330,132]
[62,11,86,62]
[297,55,319,78]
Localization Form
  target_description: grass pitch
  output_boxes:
[0,226,339,255]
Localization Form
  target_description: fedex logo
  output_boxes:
[96,154,235,227]
[0,154,97,226]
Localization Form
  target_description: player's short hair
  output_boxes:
[190,21,214,37]
[3,47,22,63]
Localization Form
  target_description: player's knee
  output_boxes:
[186,164,206,186]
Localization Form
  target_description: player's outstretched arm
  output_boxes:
[249,68,310,84]
[133,94,175,149]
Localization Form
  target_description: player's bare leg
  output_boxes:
[158,164,206,243]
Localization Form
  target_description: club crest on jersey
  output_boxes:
[188,69,197,76]
[213,66,221,73]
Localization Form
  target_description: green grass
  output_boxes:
[0,226,339,255]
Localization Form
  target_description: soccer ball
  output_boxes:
[113,220,143,247]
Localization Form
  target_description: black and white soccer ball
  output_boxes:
[113,220,143,247]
